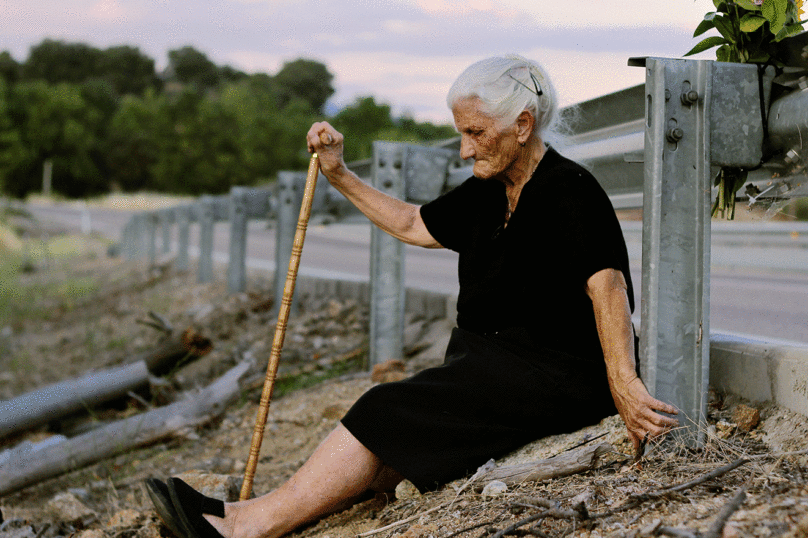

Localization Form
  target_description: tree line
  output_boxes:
[0,40,456,198]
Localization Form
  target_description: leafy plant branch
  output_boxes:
[685,0,806,218]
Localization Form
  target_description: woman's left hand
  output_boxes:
[611,375,679,451]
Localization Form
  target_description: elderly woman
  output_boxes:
[149,54,678,538]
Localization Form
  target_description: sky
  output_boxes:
[1,0,719,123]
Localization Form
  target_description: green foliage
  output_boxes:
[22,39,157,97]
[0,38,455,198]
[686,0,806,219]
[4,81,107,197]
[685,0,805,64]
[167,46,220,90]
[274,58,335,114]
[333,97,456,161]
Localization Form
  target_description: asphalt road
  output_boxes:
[24,202,808,346]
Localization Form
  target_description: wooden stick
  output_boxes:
[240,146,323,501]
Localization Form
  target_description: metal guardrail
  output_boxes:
[121,56,808,419]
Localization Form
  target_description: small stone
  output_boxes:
[175,470,243,502]
[74,531,105,538]
[732,404,760,432]
[371,359,406,383]
[395,480,421,500]
[45,492,97,523]
[107,509,143,528]
[481,480,508,497]
[399,523,439,538]
[722,523,741,538]
[321,404,347,420]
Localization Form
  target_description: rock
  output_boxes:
[45,492,97,523]
[371,359,407,383]
[783,513,808,537]
[400,523,439,538]
[722,523,741,538]
[395,480,421,500]
[106,509,143,527]
[175,470,244,502]
[74,530,106,538]
[481,480,508,497]
[321,403,348,420]
[732,404,760,432]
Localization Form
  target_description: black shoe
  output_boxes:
[144,478,187,538]
[167,477,226,538]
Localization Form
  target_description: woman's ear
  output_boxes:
[516,110,535,145]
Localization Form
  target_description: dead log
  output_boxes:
[0,360,251,497]
[138,327,213,376]
[473,443,614,490]
[0,361,150,440]
[0,328,212,440]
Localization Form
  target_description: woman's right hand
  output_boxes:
[307,122,345,177]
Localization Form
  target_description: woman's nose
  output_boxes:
[459,136,475,160]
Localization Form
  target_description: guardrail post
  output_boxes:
[146,212,157,266]
[635,57,774,446]
[159,209,172,255]
[197,196,215,283]
[176,206,191,271]
[228,187,249,293]
[276,172,307,315]
[639,58,712,446]
[369,142,407,367]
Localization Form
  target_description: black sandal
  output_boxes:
[167,477,227,538]
[144,478,187,538]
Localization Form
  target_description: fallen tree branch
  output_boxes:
[0,360,251,497]
[0,328,212,440]
[473,443,614,491]
[357,501,451,537]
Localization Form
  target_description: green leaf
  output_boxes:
[713,0,728,13]
[685,36,729,56]
[735,0,762,10]
[714,14,738,41]
[774,21,806,40]
[716,43,733,61]
[694,18,717,36]
[739,13,768,30]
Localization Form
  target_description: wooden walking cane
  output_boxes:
[240,135,329,501]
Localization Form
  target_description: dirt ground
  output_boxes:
[1,211,807,538]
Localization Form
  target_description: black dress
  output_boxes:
[341,148,634,492]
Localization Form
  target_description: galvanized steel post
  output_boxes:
[228,187,249,293]
[636,57,772,445]
[160,209,172,255]
[176,206,190,271]
[369,142,407,366]
[197,196,215,283]
[276,172,307,315]
[146,212,157,266]
[638,58,713,445]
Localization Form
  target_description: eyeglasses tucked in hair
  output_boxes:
[507,72,543,97]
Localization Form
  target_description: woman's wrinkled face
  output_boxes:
[452,97,520,180]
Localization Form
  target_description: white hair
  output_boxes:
[446,54,560,143]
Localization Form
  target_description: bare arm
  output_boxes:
[585,268,679,451]
[306,122,442,248]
